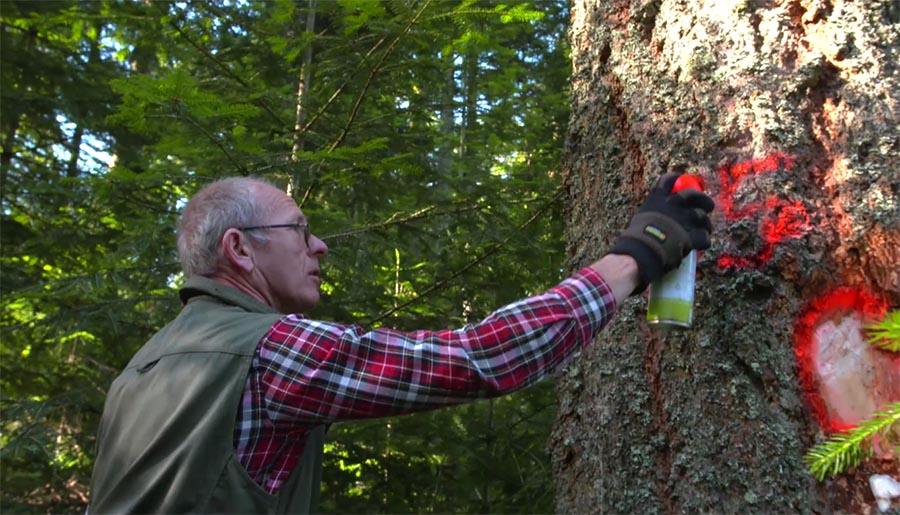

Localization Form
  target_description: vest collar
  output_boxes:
[179,275,281,314]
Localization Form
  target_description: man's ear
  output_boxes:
[220,228,256,273]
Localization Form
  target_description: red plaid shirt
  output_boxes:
[233,266,616,493]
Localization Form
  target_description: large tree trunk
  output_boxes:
[551,0,899,513]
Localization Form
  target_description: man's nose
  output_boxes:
[309,235,328,256]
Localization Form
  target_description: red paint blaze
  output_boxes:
[716,247,774,270]
[793,287,890,433]
[760,198,811,244]
[716,152,811,270]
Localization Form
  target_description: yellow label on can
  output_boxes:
[647,251,696,329]
[646,297,693,326]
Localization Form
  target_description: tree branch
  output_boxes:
[299,0,433,206]
[328,0,433,152]
[157,4,288,127]
[369,185,565,324]
[181,111,248,175]
[322,195,552,241]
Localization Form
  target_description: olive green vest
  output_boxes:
[89,277,326,514]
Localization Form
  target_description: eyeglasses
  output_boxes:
[238,223,310,245]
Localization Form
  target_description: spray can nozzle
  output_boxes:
[673,174,704,193]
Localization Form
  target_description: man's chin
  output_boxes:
[287,294,319,315]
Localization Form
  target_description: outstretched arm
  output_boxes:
[590,253,640,309]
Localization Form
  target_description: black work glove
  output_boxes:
[610,173,715,294]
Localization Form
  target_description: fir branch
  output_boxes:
[804,402,900,480]
[328,0,434,153]
[157,3,287,127]
[322,196,547,241]
[867,310,900,352]
[369,185,565,324]
[301,0,433,206]
[181,112,248,175]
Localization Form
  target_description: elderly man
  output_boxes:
[89,175,713,513]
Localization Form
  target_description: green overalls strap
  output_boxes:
[89,276,326,514]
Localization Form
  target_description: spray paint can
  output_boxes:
[646,174,704,329]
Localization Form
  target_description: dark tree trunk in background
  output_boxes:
[551,0,899,513]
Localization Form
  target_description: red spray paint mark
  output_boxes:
[716,152,812,270]
[793,287,893,433]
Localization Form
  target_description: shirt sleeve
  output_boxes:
[257,266,616,424]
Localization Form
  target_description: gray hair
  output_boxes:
[177,177,276,277]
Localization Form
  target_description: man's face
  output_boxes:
[248,186,328,314]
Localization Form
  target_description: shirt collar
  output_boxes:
[179,275,280,314]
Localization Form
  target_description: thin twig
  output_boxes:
[158,4,287,127]
[329,0,433,152]
[298,33,389,137]
[300,0,433,205]
[369,185,565,324]
[322,195,549,241]
[182,112,248,175]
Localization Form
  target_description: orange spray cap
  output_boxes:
[672,174,704,193]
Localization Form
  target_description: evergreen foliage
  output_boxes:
[867,310,900,352]
[804,403,900,481]
[1,0,571,512]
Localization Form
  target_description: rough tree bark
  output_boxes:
[551,0,899,513]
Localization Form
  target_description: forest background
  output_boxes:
[0,1,575,513]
